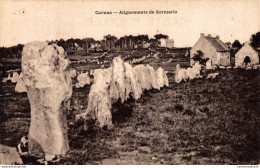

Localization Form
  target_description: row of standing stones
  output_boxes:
[14,41,169,162]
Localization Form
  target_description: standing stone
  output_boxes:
[2,73,12,83]
[206,60,212,69]
[22,41,72,157]
[15,72,27,93]
[77,68,112,128]
[110,57,127,103]
[175,64,188,83]
[146,65,160,90]
[69,69,77,78]
[124,62,142,100]
[75,72,91,88]
[134,64,149,90]
[156,67,169,88]
[11,72,20,83]
[76,56,170,129]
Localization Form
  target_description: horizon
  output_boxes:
[0,0,259,48]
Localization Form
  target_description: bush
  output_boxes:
[192,50,209,66]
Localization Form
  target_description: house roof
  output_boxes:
[204,36,230,52]
[238,42,260,54]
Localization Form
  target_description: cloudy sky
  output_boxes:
[0,0,259,47]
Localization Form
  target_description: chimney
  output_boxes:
[216,35,219,39]
[200,33,205,37]
[208,34,211,37]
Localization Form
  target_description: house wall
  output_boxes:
[235,44,259,67]
[159,39,167,47]
[215,52,221,65]
[220,52,230,66]
[190,36,218,65]
[166,39,174,48]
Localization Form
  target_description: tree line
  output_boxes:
[0,32,260,58]
[0,34,170,58]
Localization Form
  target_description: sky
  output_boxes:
[0,0,259,47]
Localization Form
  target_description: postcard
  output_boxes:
[0,0,259,166]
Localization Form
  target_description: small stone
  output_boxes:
[15,73,27,93]
[0,144,23,165]
[152,156,157,161]
[44,154,57,161]
[214,146,221,151]
[76,72,91,88]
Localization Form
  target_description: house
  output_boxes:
[89,42,102,52]
[166,39,174,48]
[159,39,166,47]
[235,41,260,67]
[90,42,101,49]
[190,33,230,66]
[158,39,174,48]
[142,41,150,49]
[66,43,86,55]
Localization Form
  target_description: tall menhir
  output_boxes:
[21,41,72,158]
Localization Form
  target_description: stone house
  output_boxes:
[235,41,260,67]
[190,33,230,66]
[158,39,174,48]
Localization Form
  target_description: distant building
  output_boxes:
[235,41,260,67]
[142,41,150,49]
[158,39,174,48]
[66,43,86,55]
[166,39,174,48]
[90,42,101,49]
[88,42,103,52]
[190,33,230,66]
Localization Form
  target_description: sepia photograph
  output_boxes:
[0,0,260,165]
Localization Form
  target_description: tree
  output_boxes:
[103,35,118,50]
[250,32,260,48]
[56,39,67,50]
[192,50,208,66]
[232,40,242,49]
[103,34,117,41]
[149,38,158,49]
[136,35,149,42]
[154,34,168,40]
[83,38,95,43]
[15,44,24,58]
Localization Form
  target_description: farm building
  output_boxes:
[159,39,174,48]
[190,33,230,66]
[235,41,260,67]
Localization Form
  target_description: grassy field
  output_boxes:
[0,50,259,165]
